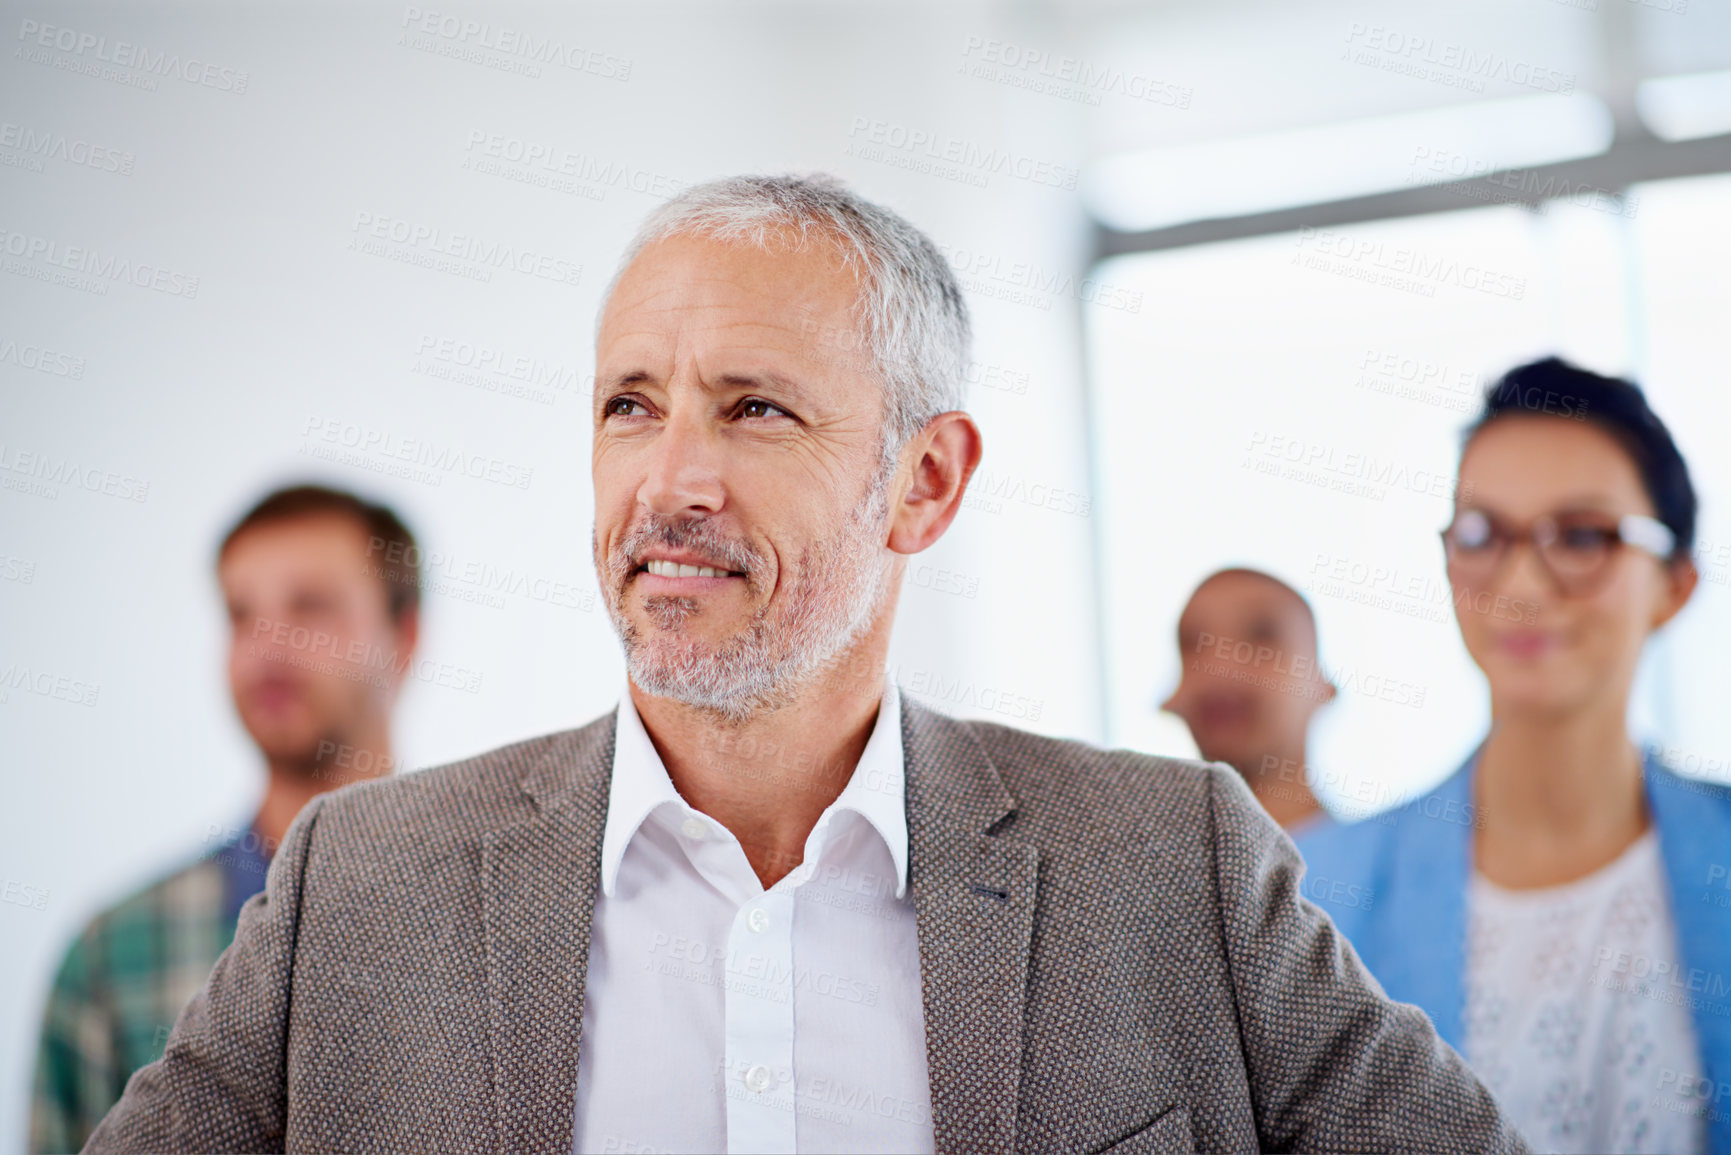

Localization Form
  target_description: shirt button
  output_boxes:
[746,908,770,934]
[743,1064,773,1093]
[680,817,707,841]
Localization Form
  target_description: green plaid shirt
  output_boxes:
[30,834,269,1154]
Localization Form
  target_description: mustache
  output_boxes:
[608,515,763,582]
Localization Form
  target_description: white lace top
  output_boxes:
[1464,830,1708,1154]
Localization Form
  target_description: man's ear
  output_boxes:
[393,605,421,663]
[887,412,983,556]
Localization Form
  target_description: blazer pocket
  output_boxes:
[1091,1104,1191,1155]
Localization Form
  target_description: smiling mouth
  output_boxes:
[639,559,745,579]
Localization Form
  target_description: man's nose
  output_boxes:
[637,410,726,516]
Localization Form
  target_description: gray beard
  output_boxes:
[597,476,893,724]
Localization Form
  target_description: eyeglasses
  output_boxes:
[1440,508,1676,595]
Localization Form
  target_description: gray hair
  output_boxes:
[595,173,972,449]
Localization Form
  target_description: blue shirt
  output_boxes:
[207,825,272,928]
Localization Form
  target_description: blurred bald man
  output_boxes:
[1162,568,1336,831]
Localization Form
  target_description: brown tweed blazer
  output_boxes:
[87,700,1523,1154]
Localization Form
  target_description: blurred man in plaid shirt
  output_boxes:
[29,484,423,1153]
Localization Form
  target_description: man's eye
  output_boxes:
[605,396,649,418]
[738,398,788,420]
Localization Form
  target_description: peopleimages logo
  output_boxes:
[0,663,101,707]
[0,122,135,174]
[1294,227,1526,300]
[937,244,1144,314]
[0,229,200,298]
[845,118,1080,190]
[15,19,250,92]
[1305,550,1539,628]
[1341,23,1575,95]
[1407,145,1637,219]
[301,417,535,490]
[415,334,590,394]
[1242,430,1471,502]
[461,132,684,199]
[0,443,149,502]
[0,878,51,911]
[365,537,595,613]
[1189,632,1427,709]
[0,337,86,379]
[398,7,632,79]
[349,212,582,286]
[962,468,1091,517]
[248,617,484,694]
[1655,1067,1731,1119]
[1353,347,1484,415]
[958,36,1193,108]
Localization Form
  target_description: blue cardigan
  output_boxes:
[1297,750,1731,1155]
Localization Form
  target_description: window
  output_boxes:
[1084,176,1730,811]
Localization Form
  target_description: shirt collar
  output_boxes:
[600,681,909,900]
[813,683,909,898]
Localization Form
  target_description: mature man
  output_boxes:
[1162,568,1336,831]
[34,484,420,1153]
[89,176,1522,1154]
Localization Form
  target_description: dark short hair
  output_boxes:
[1465,357,1697,559]
[217,484,420,621]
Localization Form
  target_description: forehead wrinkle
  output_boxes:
[612,305,828,360]
[601,321,806,382]
[616,236,858,318]
[602,292,806,371]
[683,324,870,420]
[711,369,816,403]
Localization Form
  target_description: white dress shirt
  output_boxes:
[572,684,936,1155]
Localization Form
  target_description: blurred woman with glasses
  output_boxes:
[1297,358,1730,1155]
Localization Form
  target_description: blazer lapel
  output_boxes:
[481,715,617,1155]
[901,699,1040,1155]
